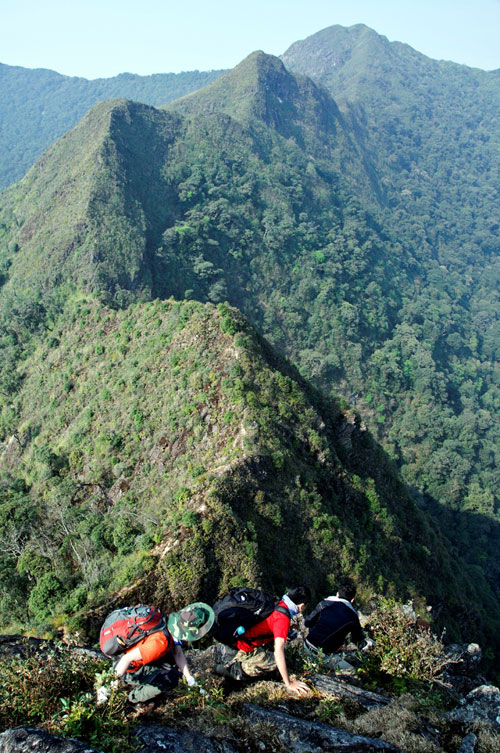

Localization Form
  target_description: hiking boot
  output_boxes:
[129,700,156,717]
[215,662,244,681]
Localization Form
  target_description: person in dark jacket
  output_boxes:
[304,583,364,667]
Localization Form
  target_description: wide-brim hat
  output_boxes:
[167,602,215,641]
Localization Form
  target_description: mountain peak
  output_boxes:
[168,50,293,120]
[168,50,341,140]
[280,23,441,102]
[282,23,405,64]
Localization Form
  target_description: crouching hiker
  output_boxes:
[213,585,311,696]
[100,602,214,706]
[304,582,366,671]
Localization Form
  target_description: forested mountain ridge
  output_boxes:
[169,47,500,607]
[280,24,500,591]
[0,40,499,662]
[0,62,224,191]
[170,51,343,142]
[0,293,496,649]
[0,54,388,310]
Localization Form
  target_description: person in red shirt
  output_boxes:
[215,585,310,696]
[114,602,213,705]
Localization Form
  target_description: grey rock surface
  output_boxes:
[134,724,238,752]
[311,674,390,709]
[0,726,102,753]
[458,732,477,753]
[447,684,500,730]
[243,704,401,752]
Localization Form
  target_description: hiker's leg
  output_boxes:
[124,661,180,703]
[239,647,276,678]
[216,645,276,680]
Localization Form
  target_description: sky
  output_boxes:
[1,0,500,79]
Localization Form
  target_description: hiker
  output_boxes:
[111,602,214,705]
[215,585,311,696]
[304,582,365,670]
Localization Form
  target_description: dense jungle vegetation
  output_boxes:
[0,30,499,664]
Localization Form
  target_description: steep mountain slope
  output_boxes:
[0,62,224,191]
[0,55,390,319]
[171,51,341,140]
[0,294,494,650]
[0,49,499,659]
[169,51,382,200]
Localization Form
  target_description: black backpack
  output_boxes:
[211,587,290,646]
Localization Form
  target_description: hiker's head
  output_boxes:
[337,582,356,602]
[286,585,311,612]
[167,602,215,641]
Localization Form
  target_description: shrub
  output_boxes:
[182,510,199,527]
[366,600,447,683]
[0,645,100,727]
[0,646,133,751]
[27,572,64,620]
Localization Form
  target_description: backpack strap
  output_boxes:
[275,605,291,619]
[161,626,174,652]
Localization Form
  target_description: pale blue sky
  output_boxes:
[1,0,500,79]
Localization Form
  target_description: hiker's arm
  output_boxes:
[274,637,309,696]
[172,643,195,683]
[114,647,142,677]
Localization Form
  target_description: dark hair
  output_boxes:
[337,582,356,602]
[286,585,311,605]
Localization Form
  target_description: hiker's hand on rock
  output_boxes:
[286,679,310,696]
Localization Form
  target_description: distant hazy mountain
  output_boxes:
[281,24,500,245]
[0,62,225,190]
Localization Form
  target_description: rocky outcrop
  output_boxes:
[0,636,102,661]
[310,674,390,710]
[0,727,102,753]
[1,640,498,753]
[243,704,401,752]
[0,725,240,753]
[443,643,482,673]
[447,684,500,731]
[458,732,477,753]
[134,725,238,753]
